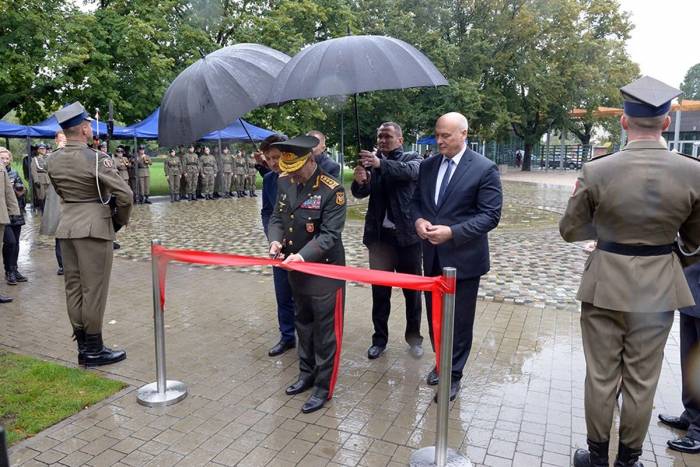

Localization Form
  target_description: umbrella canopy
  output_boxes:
[159,43,290,146]
[267,35,448,103]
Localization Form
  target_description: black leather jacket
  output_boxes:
[351,148,421,247]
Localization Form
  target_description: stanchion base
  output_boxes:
[409,447,472,467]
[136,380,187,407]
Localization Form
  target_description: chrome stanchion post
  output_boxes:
[137,240,188,407]
[410,268,471,467]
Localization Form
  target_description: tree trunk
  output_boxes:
[522,142,533,171]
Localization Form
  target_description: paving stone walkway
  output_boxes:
[2,175,696,466]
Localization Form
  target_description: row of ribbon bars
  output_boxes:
[151,244,455,369]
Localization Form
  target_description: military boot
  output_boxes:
[614,442,643,467]
[240,190,247,197]
[250,189,257,197]
[5,269,16,286]
[574,439,609,467]
[83,333,126,367]
[13,268,27,282]
[73,328,87,365]
[143,196,152,204]
[175,194,180,202]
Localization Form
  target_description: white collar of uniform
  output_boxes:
[442,144,467,167]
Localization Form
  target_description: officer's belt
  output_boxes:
[63,199,104,204]
[597,240,674,256]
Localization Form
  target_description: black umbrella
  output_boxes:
[159,43,290,147]
[267,35,448,150]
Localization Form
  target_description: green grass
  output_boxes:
[0,351,126,445]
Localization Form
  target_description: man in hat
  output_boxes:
[561,76,700,467]
[199,146,217,200]
[45,101,133,367]
[268,135,346,414]
[164,149,182,202]
[113,146,130,184]
[245,151,258,197]
[30,143,51,211]
[233,150,246,197]
[183,144,199,201]
[220,146,235,198]
[136,145,152,204]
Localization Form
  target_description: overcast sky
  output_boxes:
[619,0,700,88]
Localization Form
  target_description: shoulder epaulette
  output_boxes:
[675,152,700,162]
[320,174,339,189]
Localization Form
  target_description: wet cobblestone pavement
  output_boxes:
[4,176,698,466]
[29,180,586,310]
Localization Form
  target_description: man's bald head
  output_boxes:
[307,130,327,157]
[435,112,468,157]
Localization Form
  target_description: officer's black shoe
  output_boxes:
[250,191,257,197]
[285,378,313,396]
[301,393,325,414]
[73,329,87,365]
[13,268,27,282]
[113,242,121,250]
[268,339,296,357]
[573,439,609,467]
[433,380,460,403]
[83,333,126,367]
[659,413,689,431]
[613,442,643,467]
[240,191,247,197]
[367,345,385,360]
[143,197,152,204]
[137,196,143,204]
[426,366,439,386]
[0,294,12,303]
[57,267,64,276]
[668,435,700,453]
[5,270,17,286]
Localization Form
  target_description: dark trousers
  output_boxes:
[2,224,21,272]
[680,313,700,440]
[55,238,63,268]
[368,232,422,347]
[273,266,296,343]
[425,254,480,382]
[293,286,344,399]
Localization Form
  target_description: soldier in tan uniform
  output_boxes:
[183,145,199,201]
[113,147,130,184]
[562,77,700,467]
[46,102,133,367]
[220,146,234,198]
[200,146,217,200]
[164,149,182,202]
[245,152,258,197]
[30,143,51,211]
[136,145,152,204]
[233,150,246,197]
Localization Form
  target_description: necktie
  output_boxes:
[436,158,454,205]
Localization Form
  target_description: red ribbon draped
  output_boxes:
[151,244,454,371]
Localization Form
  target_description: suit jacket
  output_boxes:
[47,142,133,241]
[411,147,502,279]
[560,140,700,312]
[316,152,341,179]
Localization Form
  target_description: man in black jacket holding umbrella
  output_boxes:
[351,122,423,360]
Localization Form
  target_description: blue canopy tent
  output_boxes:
[0,121,42,138]
[417,135,436,145]
[30,116,115,139]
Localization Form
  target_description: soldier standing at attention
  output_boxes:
[233,149,246,197]
[46,102,133,367]
[245,152,258,197]
[136,145,152,204]
[268,135,346,414]
[561,77,700,467]
[114,147,130,185]
[220,146,234,198]
[164,149,182,202]
[0,147,21,302]
[31,143,51,212]
[183,144,199,201]
[200,146,217,200]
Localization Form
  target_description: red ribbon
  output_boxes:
[151,244,454,371]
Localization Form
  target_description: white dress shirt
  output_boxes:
[434,144,466,205]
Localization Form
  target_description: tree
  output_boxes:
[681,63,700,100]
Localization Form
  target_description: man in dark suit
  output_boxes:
[307,130,341,179]
[411,112,502,401]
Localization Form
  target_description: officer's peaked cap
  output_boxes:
[54,102,93,129]
[621,76,681,118]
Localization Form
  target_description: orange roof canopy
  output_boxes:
[569,100,700,119]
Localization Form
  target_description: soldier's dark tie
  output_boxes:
[436,158,454,206]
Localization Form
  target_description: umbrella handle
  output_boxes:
[239,119,258,151]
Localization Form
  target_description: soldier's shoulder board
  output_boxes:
[587,152,613,162]
[675,152,700,162]
[320,174,339,190]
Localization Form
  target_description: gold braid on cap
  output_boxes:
[279,151,310,173]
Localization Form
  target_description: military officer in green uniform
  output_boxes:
[30,143,51,211]
[200,146,217,200]
[164,149,182,202]
[220,146,234,198]
[562,77,700,467]
[113,147,130,184]
[245,152,258,197]
[183,144,199,201]
[136,145,152,204]
[233,150,246,197]
[46,102,133,367]
[268,135,346,414]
